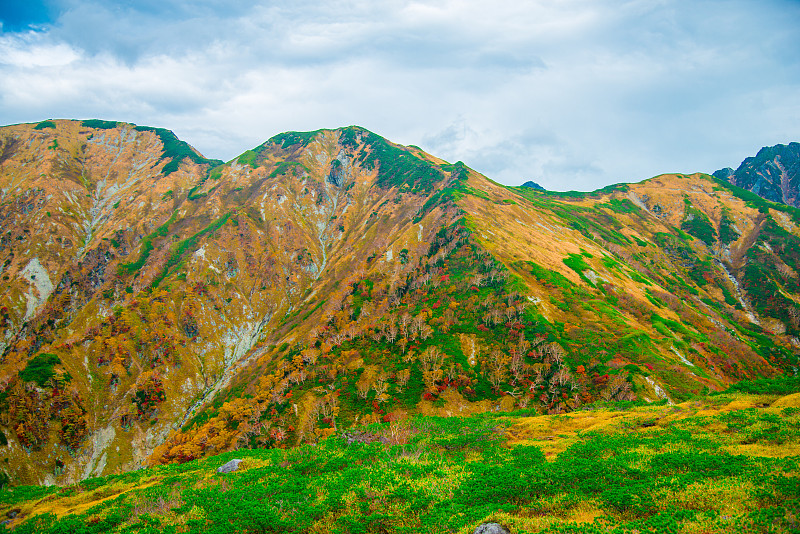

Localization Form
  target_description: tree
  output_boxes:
[556,367,572,387]
[545,343,565,365]
[396,368,411,391]
[419,323,434,340]
[422,367,444,392]
[386,322,398,344]
[398,313,412,337]
[302,348,319,365]
[491,308,503,326]
[510,351,525,381]
[790,306,800,329]
[412,314,426,334]
[59,401,88,450]
[419,346,444,372]
[487,348,508,391]
[373,375,389,401]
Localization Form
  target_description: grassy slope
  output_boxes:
[178,168,799,473]
[466,172,800,388]
[1,377,798,533]
[2,122,799,489]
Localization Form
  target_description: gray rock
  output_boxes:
[717,142,800,208]
[473,523,511,534]
[216,459,243,474]
[712,167,734,182]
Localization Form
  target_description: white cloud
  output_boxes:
[0,32,80,67]
[1,0,799,190]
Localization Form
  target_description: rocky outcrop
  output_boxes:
[216,459,243,474]
[714,142,800,207]
[474,523,511,534]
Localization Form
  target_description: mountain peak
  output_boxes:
[714,141,800,207]
[521,180,546,191]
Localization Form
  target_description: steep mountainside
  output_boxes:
[714,142,800,207]
[0,120,798,486]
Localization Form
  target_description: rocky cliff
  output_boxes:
[714,142,800,207]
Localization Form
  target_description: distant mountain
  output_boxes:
[714,142,800,207]
[1,120,798,486]
[521,180,545,191]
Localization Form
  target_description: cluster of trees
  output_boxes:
[86,293,182,395]
[131,372,166,420]
[150,222,647,465]
[3,369,87,451]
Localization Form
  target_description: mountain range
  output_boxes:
[0,119,798,486]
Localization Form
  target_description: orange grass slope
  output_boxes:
[0,121,797,485]
[459,170,796,384]
[153,163,798,469]
[0,122,462,483]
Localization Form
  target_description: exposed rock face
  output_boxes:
[714,142,800,207]
[712,167,734,181]
[474,523,511,534]
[216,459,243,474]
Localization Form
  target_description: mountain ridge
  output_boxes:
[0,119,798,486]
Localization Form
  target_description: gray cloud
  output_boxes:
[1,0,799,190]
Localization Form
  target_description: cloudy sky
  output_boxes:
[1,0,799,190]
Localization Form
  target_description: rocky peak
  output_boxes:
[715,142,800,207]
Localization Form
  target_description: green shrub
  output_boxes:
[269,130,320,148]
[236,150,258,168]
[119,210,178,274]
[563,253,594,286]
[602,198,639,214]
[81,119,118,129]
[150,213,232,288]
[716,375,800,395]
[529,261,574,290]
[33,120,56,130]
[19,353,61,387]
[6,399,800,533]
[339,127,444,194]
[711,174,800,225]
[718,208,739,244]
[267,161,299,178]
[133,126,222,176]
[681,199,716,246]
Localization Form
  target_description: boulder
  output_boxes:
[473,523,511,534]
[216,459,243,474]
